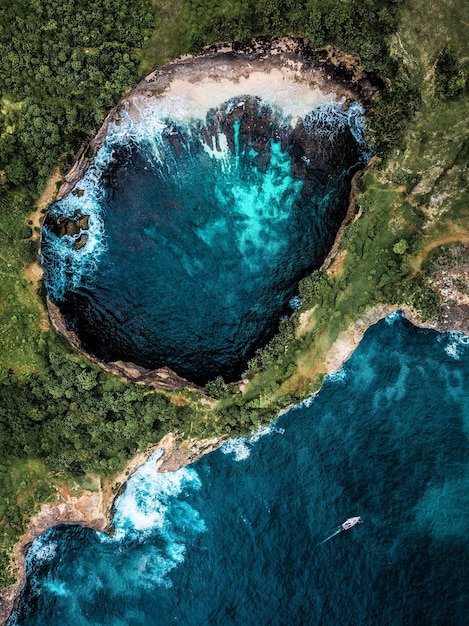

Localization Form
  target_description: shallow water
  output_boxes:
[41,100,366,384]
[11,314,469,625]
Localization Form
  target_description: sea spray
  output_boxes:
[108,451,206,587]
[111,451,205,538]
[438,330,469,360]
[221,421,285,461]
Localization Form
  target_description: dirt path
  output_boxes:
[21,168,62,331]
[411,230,469,275]
[29,167,61,241]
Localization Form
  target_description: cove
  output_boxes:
[41,51,369,385]
[10,315,469,625]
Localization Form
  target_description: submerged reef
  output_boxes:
[41,40,375,386]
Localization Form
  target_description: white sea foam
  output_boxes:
[302,101,368,155]
[42,145,111,301]
[112,451,203,537]
[385,310,404,325]
[222,422,285,461]
[441,331,469,360]
[105,450,206,586]
[327,368,347,383]
[445,342,459,360]
[250,423,285,443]
[221,439,251,461]
[122,543,187,590]
[293,367,346,412]
[109,97,366,162]
[43,580,69,597]
[28,536,57,564]
[438,330,469,356]
[296,392,318,410]
[200,131,231,168]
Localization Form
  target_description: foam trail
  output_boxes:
[319,526,343,545]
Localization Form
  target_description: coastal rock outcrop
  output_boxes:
[44,210,90,249]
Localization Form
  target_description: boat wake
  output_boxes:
[319,526,343,544]
[319,517,363,544]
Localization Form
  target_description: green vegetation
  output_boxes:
[0,0,155,192]
[0,0,468,592]
[0,192,42,376]
[1,333,179,475]
[182,0,396,69]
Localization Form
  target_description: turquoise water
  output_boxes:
[11,314,469,625]
[41,100,366,383]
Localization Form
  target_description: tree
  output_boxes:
[393,239,408,255]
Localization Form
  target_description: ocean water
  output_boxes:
[41,100,366,384]
[11,314,469,625]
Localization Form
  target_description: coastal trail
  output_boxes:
[410,229,469,276]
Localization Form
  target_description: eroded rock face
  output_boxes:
[73,233,88,250]
[201,95,363,186]
[41,40,373,387]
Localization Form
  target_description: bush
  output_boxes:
[204,376,230,399]
[393,239,409,255]
[435,45,468,100]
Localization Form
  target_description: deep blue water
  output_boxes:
[11,314,469,625]
[41,100,366,383]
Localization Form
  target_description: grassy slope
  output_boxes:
[0,0,467,591]
[237,0,469,406]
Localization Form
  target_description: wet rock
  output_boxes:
[44,211,90,239]
[64,220,81,236]
[201,95,363,189]
[76,214,89,230]
[208,96,284,164]
[289,115,362,187]
[74,233,88,250]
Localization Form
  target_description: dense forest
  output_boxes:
[0,0,468,589]
[0,0,426,197]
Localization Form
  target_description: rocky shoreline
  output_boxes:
[3,293,467,624]
[47,299,204,392]
[43,37,381,390]
[54,38,381,203]
[0,433,223,625]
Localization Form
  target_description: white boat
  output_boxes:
[341,516,363,530]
